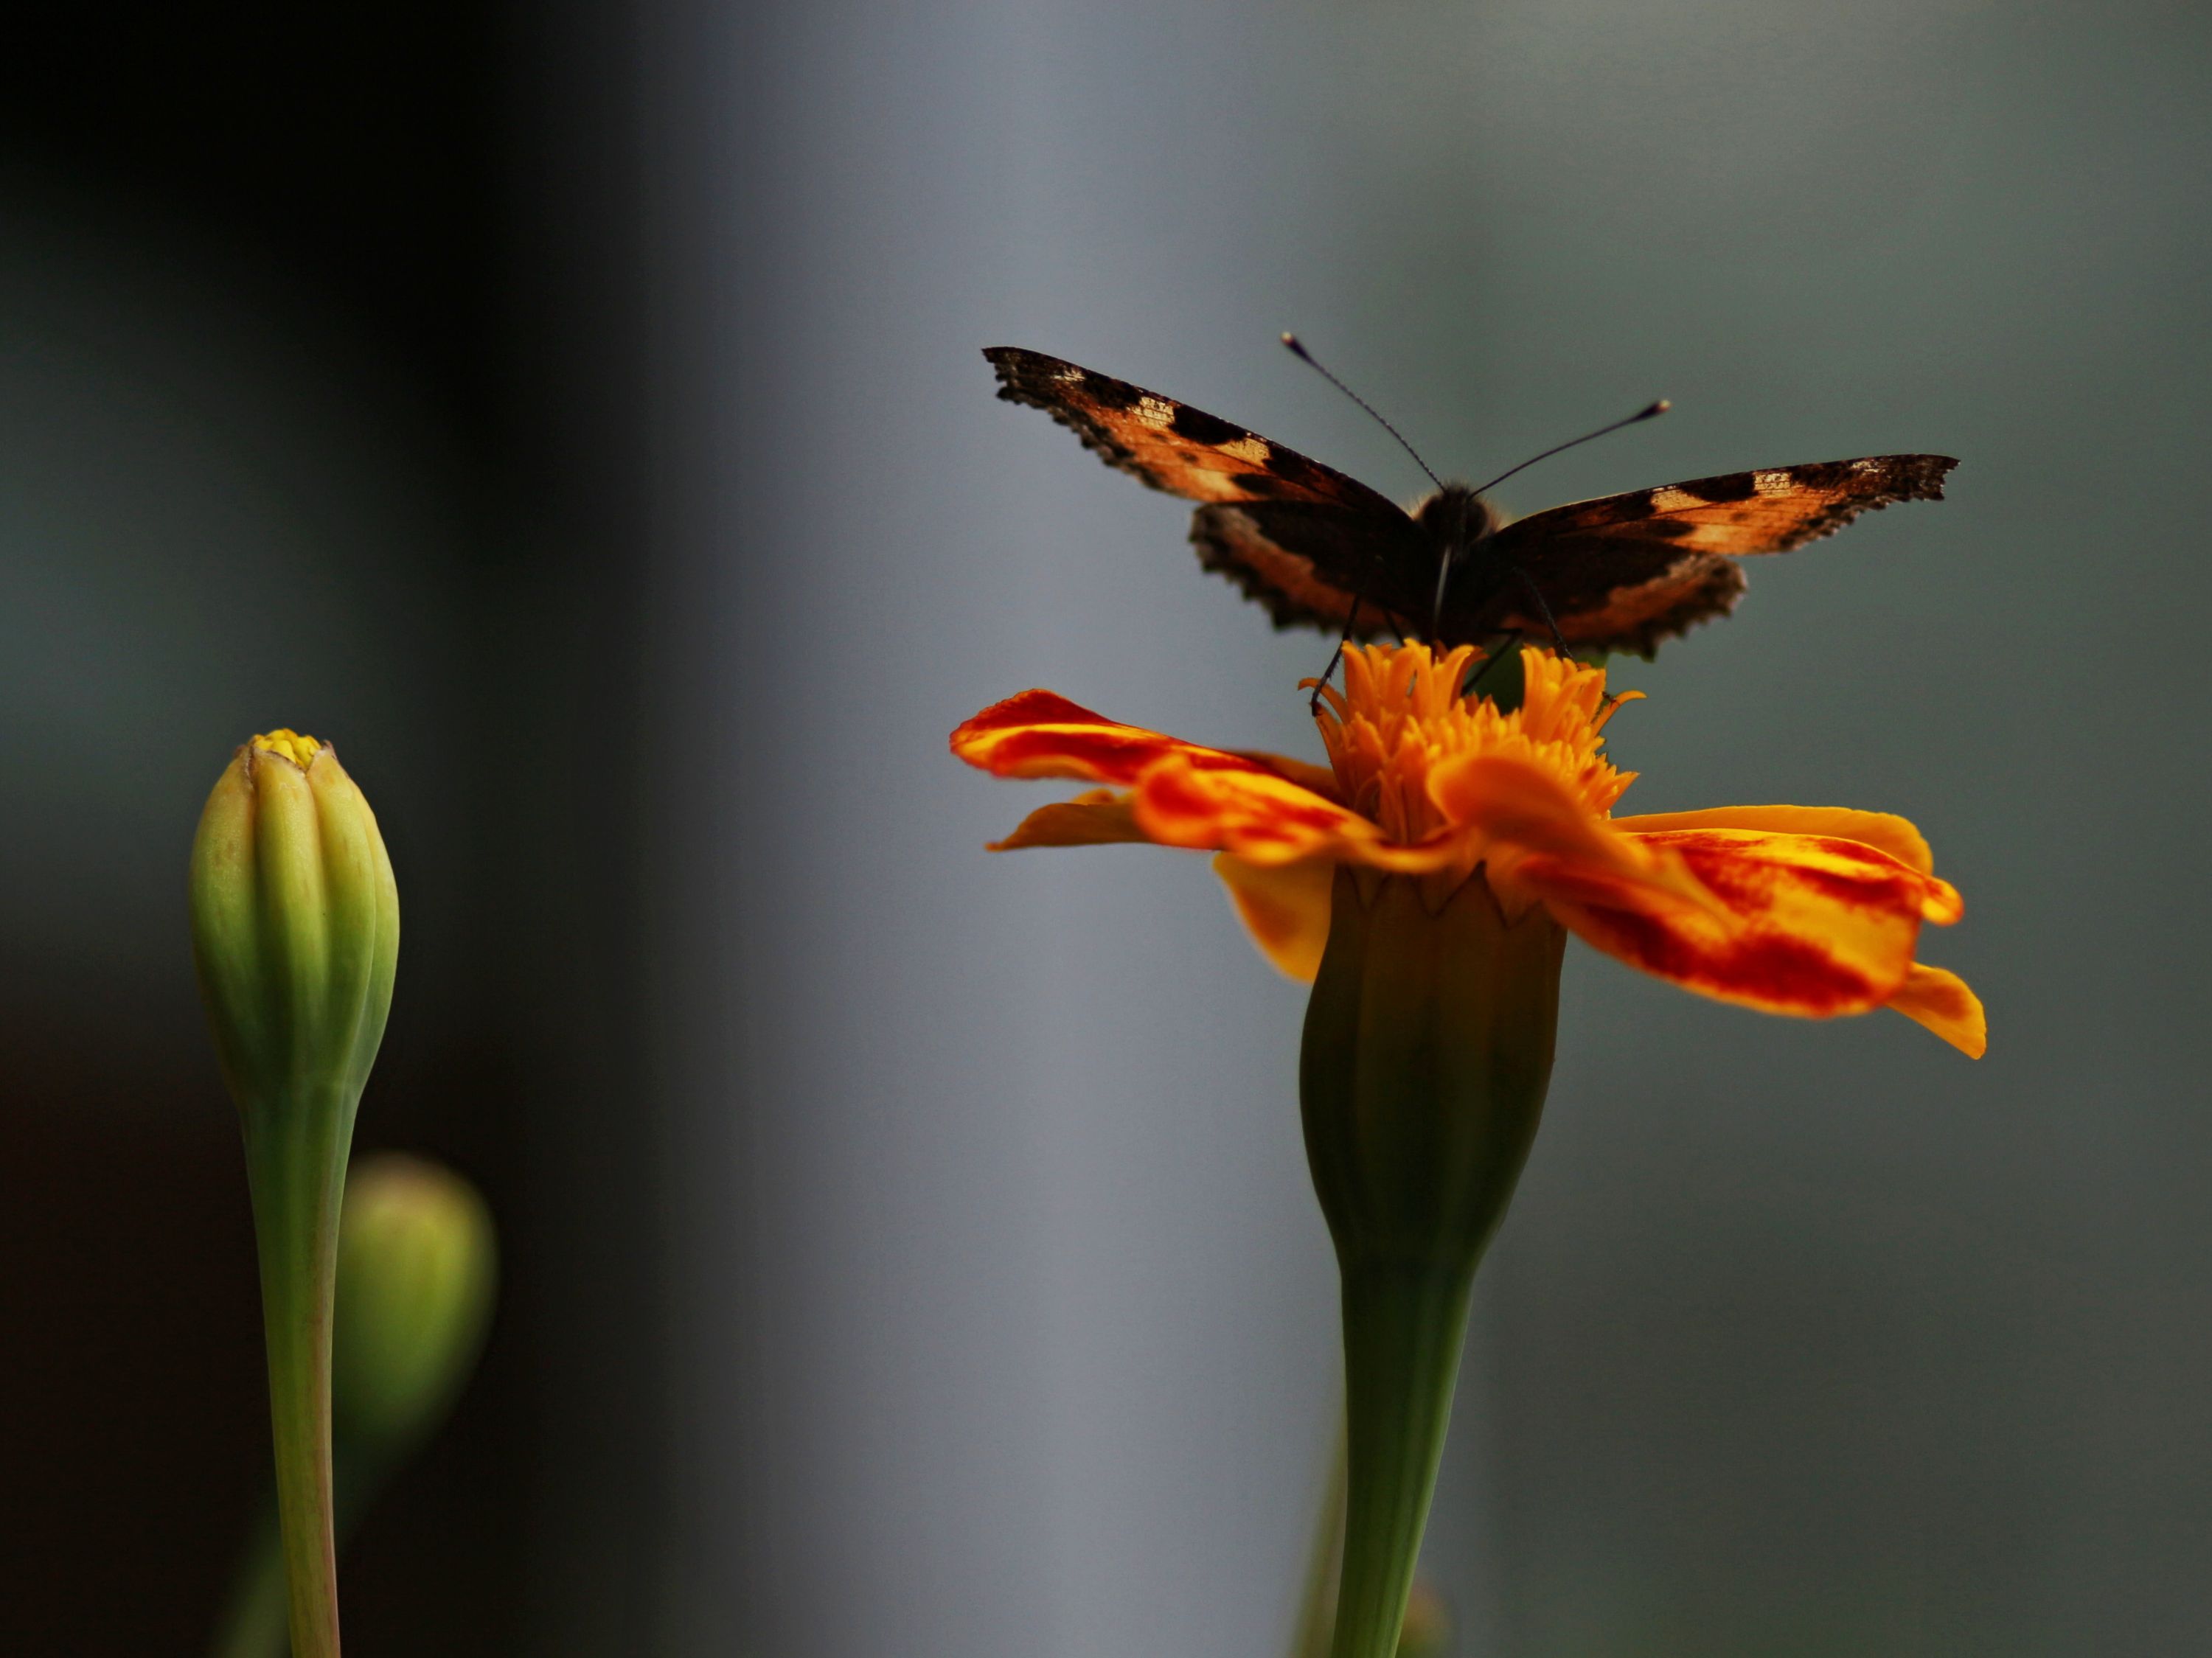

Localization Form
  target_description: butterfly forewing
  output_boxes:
[985,347,1411,518]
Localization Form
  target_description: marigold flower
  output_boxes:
[953,644,1981,1658]
[950,642,1983,1056]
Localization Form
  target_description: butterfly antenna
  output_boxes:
[1281,332,1444,492]
[1471,398,1671,497]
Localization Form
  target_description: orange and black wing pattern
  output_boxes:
[986,346,1429,633]
[985,346,1404,512]
[1481,455,1956,655]
[1185,500,1425,638]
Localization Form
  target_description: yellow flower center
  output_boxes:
[1311,644,1638,845]
[252,729,324,768]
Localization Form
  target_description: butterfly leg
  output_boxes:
[1307,583,1412,714]
[1503,562,1574,659]
[1308,596,1366,715]
[1500,562,1630,713]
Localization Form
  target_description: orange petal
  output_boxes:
[1612,804,1961,923]
[1885,962,1987,1058]
[1427,753,1719,913]
[1613,806,1935,874]
[1228,749,1347,804]
[951,689,1259,785]
[989,790,1149,851]
[951,689,1413,868]
[1526,826,1938,1020]
[1213,853,1334,981]
[1134,752,1422,866]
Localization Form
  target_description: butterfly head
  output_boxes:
[1413,484,1498,554]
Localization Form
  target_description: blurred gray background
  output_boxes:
[4,0,2207,1654]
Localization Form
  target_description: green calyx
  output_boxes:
[1300,866,1564,1658]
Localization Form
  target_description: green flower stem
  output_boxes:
[212,1448,379,1658]
[245,1084,355,1658]
[1300,868,1564,1658]
[1330,1261,1475,1658]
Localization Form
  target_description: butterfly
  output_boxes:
[984,345,1955,658]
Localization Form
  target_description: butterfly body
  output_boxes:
[984,346,1956,657]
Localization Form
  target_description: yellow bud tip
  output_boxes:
[251,728,324,768]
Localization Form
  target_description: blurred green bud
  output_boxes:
[189,730,399,1117]
[213,1154,498,1658]
[333,1154,498,1457]
[1394,1581,1450,1658]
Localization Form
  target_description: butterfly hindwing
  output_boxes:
[1480,454,1957,653]
[1190,501,1428,638]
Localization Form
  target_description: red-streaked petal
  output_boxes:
[1526,826,1936,1019]
[1885,963,1987,1058]
[1228,749,1347,804]
[1613,805,1934,874]
[1916,875,1965,926]
[1613,804,1961,923]
[1213,853,1333,981]
[1134,752,1439,867]
[952,689,1430,867]
[988,789,1149,851]
[951,689,1265,786]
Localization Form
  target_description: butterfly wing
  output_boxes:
[1189,501,1430,638]
[1478,454,1957,655]
[985,346,1413,514]
[986,346,1430,634]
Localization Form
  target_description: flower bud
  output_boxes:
[333,1154,498,1458]
[189,731,399,1116]
[191,729,400,1658]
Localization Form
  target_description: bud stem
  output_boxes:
[1329,1261,1476,1658]
[244,1083,356,1658]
